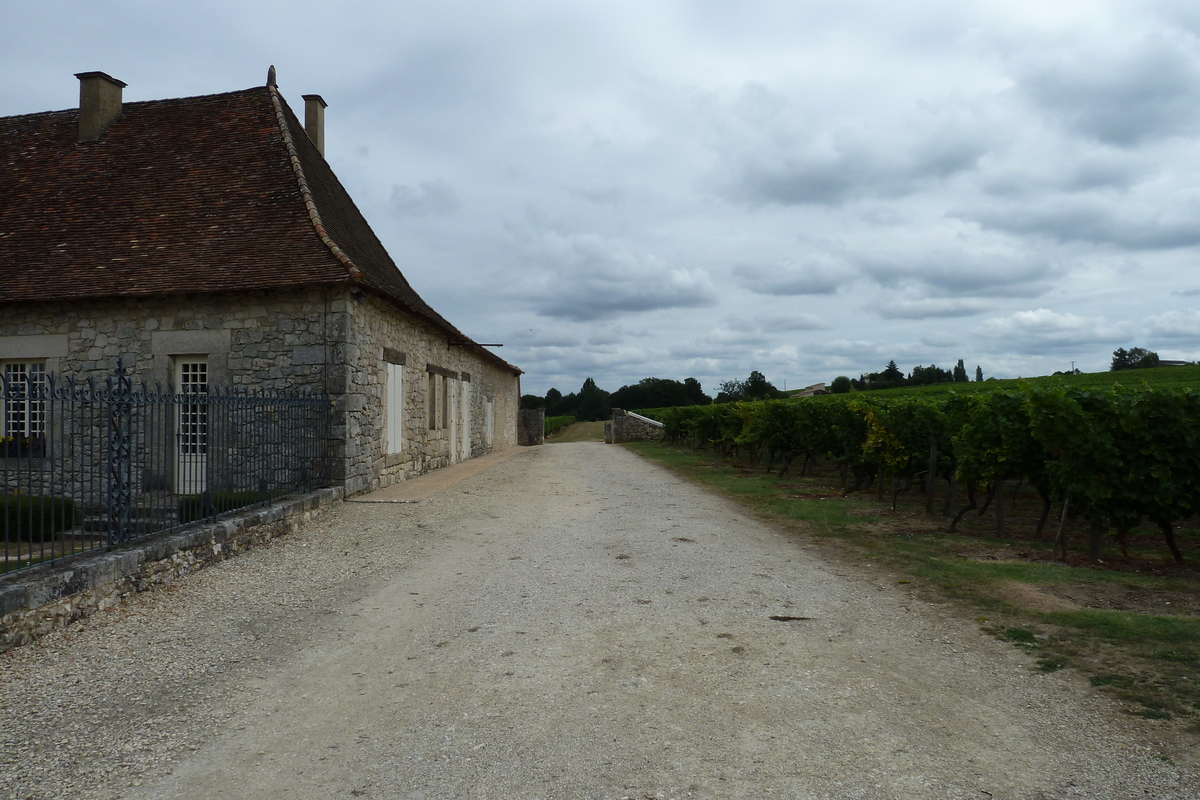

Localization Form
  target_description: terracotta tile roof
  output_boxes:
[0,83,520,375]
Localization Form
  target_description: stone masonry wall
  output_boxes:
[0,487,340,653]
[610,408,665,443]
[0,285,520,496]
[340,292,520,495]
[0,288,340,393]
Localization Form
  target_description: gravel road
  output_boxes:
[2,442,1198,799]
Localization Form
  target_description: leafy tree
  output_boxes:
[953,359,968,382]
[1111,347,1160,371]
[909,364,954,387]
[576,377,611,421]
[609,377,709,410]
[715,378,746,403]
[520,394,545,410]
[975,365,983,382]
[683,377,711,405]
[716,371,781,403]
[744,370,780,400]
[544,387,568,416]
[830,375,852,394]
[881,360,905,384]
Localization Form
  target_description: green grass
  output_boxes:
[546,420,606,443]
[623,438,1200,728]
[1041,610,1200,646]
[544,415,576,436]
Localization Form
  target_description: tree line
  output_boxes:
[834,358,980,393]
[521,376,712,421]
[522,347,1186,422]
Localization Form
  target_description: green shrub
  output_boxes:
[1,494,79,543]
[178,489,271,524]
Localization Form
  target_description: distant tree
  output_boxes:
[953,359,968,382]
[609,377,706,410]
[909,364,954,387]
[683,377,711,405]
[520,394,545,410]
[714,371,782,403]
[744,370,780,400]
[830,375,852,394]
[576,377,611,421]
[1111,347,1160,371]
[544,387,567,416]
[714,378,745,404]
[975,365,983,382]
[854,361,906,391]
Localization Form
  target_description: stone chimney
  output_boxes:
[302,94,327,156]
[75,71,127,142]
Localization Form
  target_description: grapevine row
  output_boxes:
[647,385,1200,563]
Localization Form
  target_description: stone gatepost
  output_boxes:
[518,408,545,446]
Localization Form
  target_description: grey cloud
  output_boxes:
[512,330,583,348]
[976,309,1131,354]
[964,195,1200,250]
[722,314,829,333]
[533,269,715,321]
[390,179,460,216]
[724,134,986,206]
[1017,35,1200,146]
[858,251,1058,297]
[920,332,964,348]
[875,298,992,320]
[731,259,849,296]
[515,231,717,321]
[570,185,626,206]
[713,85,991,207]
[978,151,1144,198]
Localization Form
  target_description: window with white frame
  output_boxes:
[3,361,48,442]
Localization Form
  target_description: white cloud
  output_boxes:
[1145,309,1200,339]
[977,308,1130,353]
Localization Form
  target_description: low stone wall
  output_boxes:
[610,409,665,443]
[0,487,342,653]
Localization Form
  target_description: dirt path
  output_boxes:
[4,443,1198,799]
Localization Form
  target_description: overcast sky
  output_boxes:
[6,1,1200,396]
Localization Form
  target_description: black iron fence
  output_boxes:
[2,361,332,575]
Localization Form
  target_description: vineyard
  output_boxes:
[641,380,1200,565]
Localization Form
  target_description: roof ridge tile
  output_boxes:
[266,85,364,283]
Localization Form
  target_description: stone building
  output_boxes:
[0,70,521,495]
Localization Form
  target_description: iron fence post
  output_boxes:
[107,360,133,546]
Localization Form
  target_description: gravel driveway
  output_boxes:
[2,442,1198,799]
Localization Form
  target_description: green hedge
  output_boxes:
[1,494,79,543]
